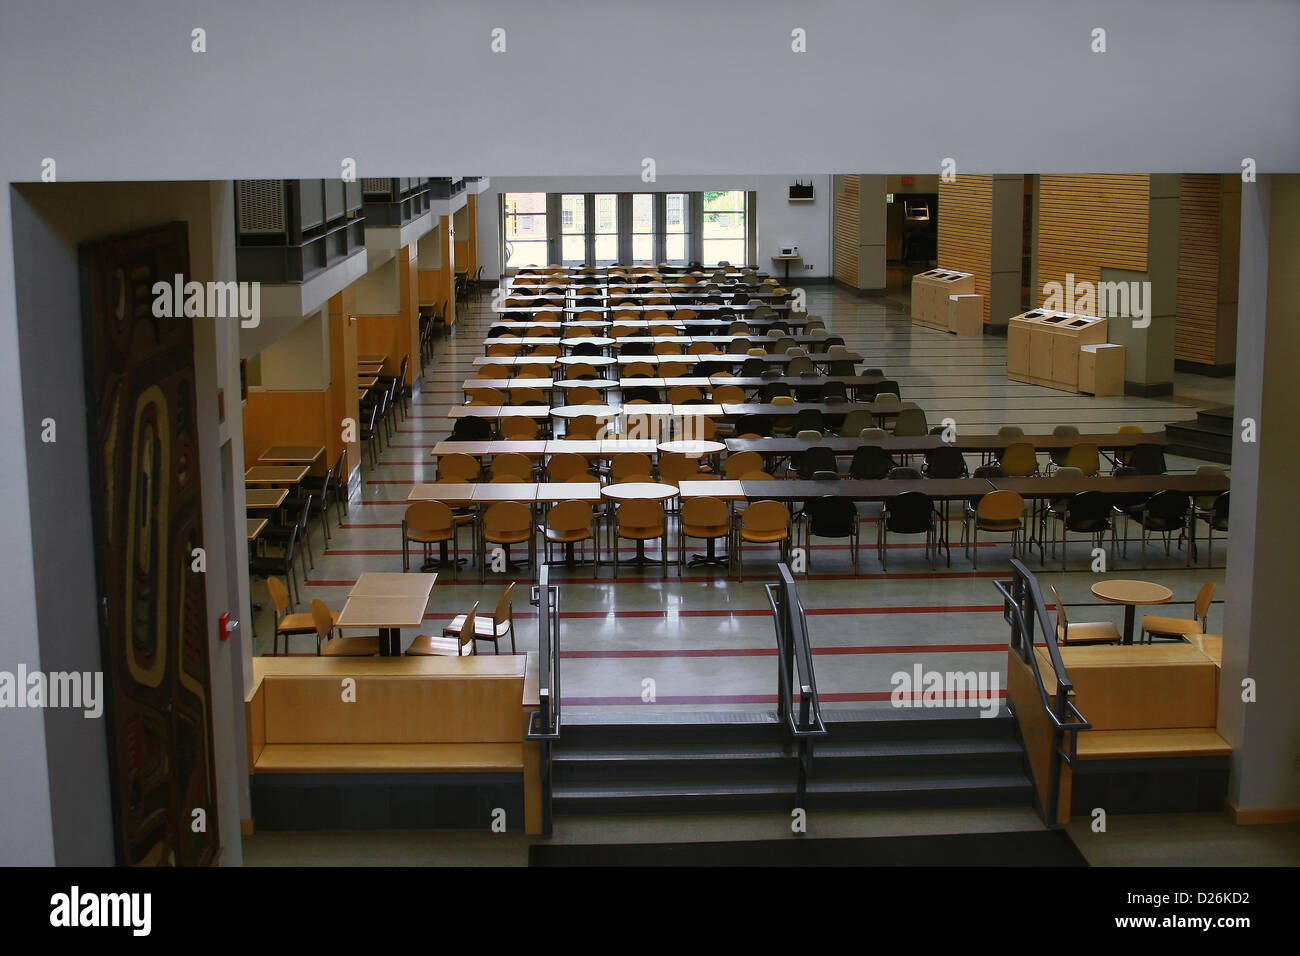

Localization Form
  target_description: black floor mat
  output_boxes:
[530,829,1087,867]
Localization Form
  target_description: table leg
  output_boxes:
[1122,605,1136,645]
[419,539,466,572]
[688,536,730,568]
[380,627,399,657]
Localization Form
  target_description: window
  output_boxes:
[593,193,619,265]
[702,189,747,266]
[664,193,689,264]
[631,194,655,263]
[560,193,586,266]
[503,192,548,269]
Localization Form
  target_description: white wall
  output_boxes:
[476,175,832,280]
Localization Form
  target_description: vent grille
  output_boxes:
[362,178,392,196]
[237,180,286,234]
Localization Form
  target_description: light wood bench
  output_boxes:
[1010,641,1231,822]
[245,654,541,833]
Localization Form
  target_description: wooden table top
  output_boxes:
[679,479,745,500]
[358,376,380,388]
[407,483,477,504]
[534,482,603,502]
[472,483,539,503]
[245,464,309,484]
[247,517,267,541]
[721,401,917,417]
[1091,580,1175,606]
[259,445,325,464]
[336,595,429,630]
[552,404,623,419]
[449,405,552,419]
[991,475,1228,497]
[246,488,289,509]
[358,354,388,364]
[351,572,437,599]
[740,478,998,502]
[602,481,679,502]
[432,441,549,456]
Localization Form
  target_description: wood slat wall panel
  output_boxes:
[1037,175,1150,310]
[937,175,994,323]
[1176,175,1221,365]
[833,175,859,287]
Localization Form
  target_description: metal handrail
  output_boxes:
[994,558,1091,824]
[765,563,828,810]
[525,565,560,835]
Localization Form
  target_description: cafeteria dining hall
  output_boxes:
[1,2,1298,880]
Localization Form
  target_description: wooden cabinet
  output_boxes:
[910,269,976,331]
[1006,309,1109,392]
[1079,343,1126,396]
[948,294,983,337]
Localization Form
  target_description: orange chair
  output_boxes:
[964,490,1025,570]
[480,502,535,581]
[546,452,592,482]
[313,599,380,657]
[735,500,791,582]
[438,453,481,482]
[501,417,540,440]
[441,583,517,653]
[542,501,599,578]
[491,452,535,480]
[1142,582,1215,642]
[1049,585,1120,646]
[406,601,478,657]
[724,451,764,479]
[678,497,730,573]
[614,499,668,578]
[266,576,327,656]
[402,501,459,578]
[610,452,654,483]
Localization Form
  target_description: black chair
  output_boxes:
[922,445,968,479]
[799,495,861,575]
[731,415,771,438]
[789,409,825,436]
[795,446,839,480]
[299,448,349,522]
[620,342,654,356]
[1048,490,1112,570]
[849,445,894,480]
[828,360,858,377]
[732,293,750,304]
[450,415,493,441]
[359,404,381,467]
[261,494,314,583]
[823,335,846,348]
[622,385,661,404]
[869,379,902,400]
[1190,491,1229,567]
[820,381,848,403]
[879,491,936,570]
[760,382,792,402]
[250,524,303,609]
[1127,444,1167,475]
[739,358,767,376]
[1126,490,1190,568]
[285,467,335,543]
[571,342,603,356]
[887,466,921,480]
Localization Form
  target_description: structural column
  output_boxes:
[1219,174,1300,823]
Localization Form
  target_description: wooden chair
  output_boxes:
[724,451,764,479]
[467,386,506,405]
[501,417,539,440]
[442,584,517,653]
[964,490,1025,570]
[710,384,746,404]
[266,576,327,655]
[313,599,379,657]
[546,452,592,482]
[438,453,481,482]
[1049,585,1120,646]
[491,452,535,480]
[610,453,653,483]
[542,501,598,578]
[614,499,668,578]
[997,442,1039,477]
[480,502,535,581]
[407,601,478,657]
[402,501,458,578]
[1142,582,1215,642]
[735,500,791,582]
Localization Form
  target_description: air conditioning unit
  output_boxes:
[788,181,815,202]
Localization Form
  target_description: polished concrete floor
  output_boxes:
[249,283,1230,718]
[241,281,1265,866]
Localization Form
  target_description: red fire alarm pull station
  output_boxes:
[219,612,239,642]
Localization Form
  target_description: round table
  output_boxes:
[602,482,678,566]
[1091,579,1173,644]
[553,379,614,391]
[658,440,726,457]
